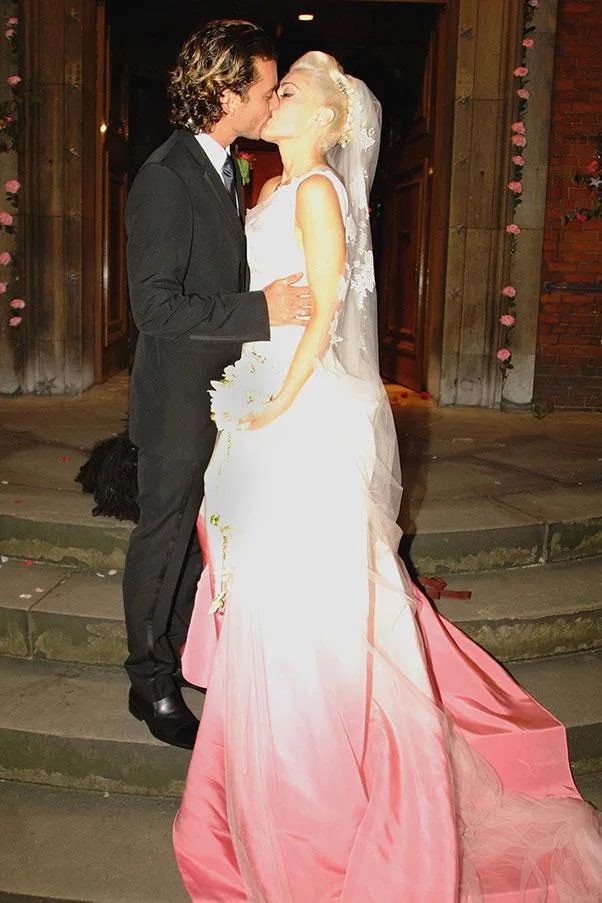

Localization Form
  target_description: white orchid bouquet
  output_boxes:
[209,349,280,431]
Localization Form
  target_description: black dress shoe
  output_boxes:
[128,687,199,750]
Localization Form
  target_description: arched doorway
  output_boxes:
[100,0,453,389]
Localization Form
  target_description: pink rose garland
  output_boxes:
[498,0,539,387]
[1,8,25,329]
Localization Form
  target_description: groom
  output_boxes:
[123,20,307,749]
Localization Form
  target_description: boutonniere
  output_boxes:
[236,151,256,186]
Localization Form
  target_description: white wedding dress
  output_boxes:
[173,169,602,902]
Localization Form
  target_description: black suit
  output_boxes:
[123,129,269,701]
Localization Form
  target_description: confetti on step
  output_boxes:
[23,560,33,566]
[107,569,118,576]
[59,455,72,463]
[19,593,32,599]
[1,555,8,563]
[96,572,106,578]
[14,498,23,504]
[1,480,8,485]
[35,587,44,593]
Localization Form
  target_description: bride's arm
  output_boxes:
[242,174,345,430]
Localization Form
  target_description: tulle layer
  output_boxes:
[174,367,601,902]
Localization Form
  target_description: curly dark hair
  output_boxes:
[168,20,277,133]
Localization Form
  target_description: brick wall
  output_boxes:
[533,0,602,410]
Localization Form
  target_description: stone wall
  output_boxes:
[20,0,97,395]
[0,0,20,394]
[534,0,602,410]
[439,0,558,409]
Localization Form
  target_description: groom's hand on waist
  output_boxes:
[264,273,312,326]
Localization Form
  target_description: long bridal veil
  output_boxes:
[324,74,602,901]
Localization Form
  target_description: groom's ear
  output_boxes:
[220,89,242,116]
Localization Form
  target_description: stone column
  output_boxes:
[439,0,558,407]
[20,0,98,394]
[0,0,20,394]
[502,0,559,409]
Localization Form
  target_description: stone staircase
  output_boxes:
[1,473,602,901]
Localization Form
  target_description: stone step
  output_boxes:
[0,771,600,903]
[0,484,131,572]
[0,657,199,797]
[1,477,602,573]
[0,649,600,798]
[435,556,602,662]
[0,781,187,902]
[2,557,601,668]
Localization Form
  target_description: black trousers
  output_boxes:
[122,449,211,701]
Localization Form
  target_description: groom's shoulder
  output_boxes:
[142,130,186,170]
[135,129,206,187]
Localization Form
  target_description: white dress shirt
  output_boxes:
[194,133,239,212]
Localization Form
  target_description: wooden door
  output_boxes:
[378,12,442,391]
[95,3,130,382]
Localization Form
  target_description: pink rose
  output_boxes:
[522,38,535,49]
[528,0,539,7]
[587,160,600,174]
[502,286,516,298]
[7,16,18,25]
[0,251,12,265]
[0,211,13,226]
[238,151,256,163]
[575,212,589,222]
[0,282,7,293]
[517,88,530,99]
[512,154,526,165]
[5,28,15,38]
[508,181,522,194]
[512,135,527,147]
[513,67,529,78]
[8,315,21,327]
[500,314,516,327]
[5,179,20,193]
[511,121,526,134]
[506,223,521,234]
[496,348,512,362]
[10,298,25,309]
[7,75,21,86]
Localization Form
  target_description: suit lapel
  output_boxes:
[178,130,245,249]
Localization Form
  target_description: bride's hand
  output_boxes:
[239,394,290,431]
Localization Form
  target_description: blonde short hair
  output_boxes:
[289,51,351,151]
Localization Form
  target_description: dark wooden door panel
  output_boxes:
[378,12,441,391]
[380,163,431,389]
[95,3,129,382]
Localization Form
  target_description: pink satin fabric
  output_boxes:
[174,511,601,902]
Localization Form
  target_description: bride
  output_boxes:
[173,51,601,901]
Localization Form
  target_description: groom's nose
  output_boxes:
[269,91,280,112]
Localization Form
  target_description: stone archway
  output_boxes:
[15,0,558,405]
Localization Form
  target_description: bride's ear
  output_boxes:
[315,106,335,128]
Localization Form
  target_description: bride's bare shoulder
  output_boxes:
[255,175,281,206]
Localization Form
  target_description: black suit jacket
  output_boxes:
[125,129,270,460]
